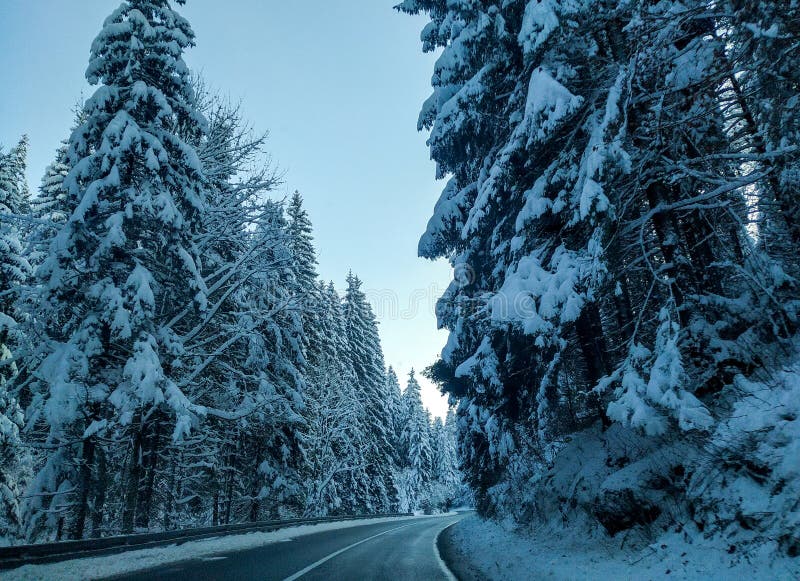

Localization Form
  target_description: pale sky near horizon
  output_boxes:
[0,0,453,417]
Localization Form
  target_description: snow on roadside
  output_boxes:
[450,515,799,580]
[4,516,419,581]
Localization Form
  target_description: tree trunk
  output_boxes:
[90,444,107,538]
[575,303,610,384]
[135,421,161,530]
[69,436,95,540]
[645,181,691,326]
[163,453,176,531]
[121,422,143,534]
[575,303,612,427]
[224,441,237,525]
[213,489,219,527]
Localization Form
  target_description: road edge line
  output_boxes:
[435,520,460,581]
[281,521,416,581]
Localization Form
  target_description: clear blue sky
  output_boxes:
[0,0,452,417]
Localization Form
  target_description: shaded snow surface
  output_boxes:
[450,514,799,580]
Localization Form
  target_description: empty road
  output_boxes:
[108,514,465,581]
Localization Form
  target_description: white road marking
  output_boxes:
[434,520,459,581]
[281,522,417,581]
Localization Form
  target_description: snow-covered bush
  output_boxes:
[690,363,800,556]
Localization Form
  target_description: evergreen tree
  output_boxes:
[32,106,88,227]
[342,272,395,511]
[32,143,69,227]
[301,356,364,516]
[0,376,27,543]
[0,138,33,344]
[23,0,210,540]
[723,0,800,249]
[385,366,403,464]
[401,0,795,523]
[0,137,32,378]
[440,410,460,489]
[400,370,432,506]
[311,281,368,512]
[286,191,323,369]
[286,191,318,298]
[429,410,463,509]
[240,202,306,521]
[30,110,89,267]
[0,138,32,544]
[0,137,30,216]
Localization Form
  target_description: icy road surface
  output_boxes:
[103,514,464,581]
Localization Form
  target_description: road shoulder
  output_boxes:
[1,517,416,581]
[437,517,488,581]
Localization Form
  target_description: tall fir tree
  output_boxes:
[32,143,69,227]
[0,137,30,216]
[286,191,322,369]
[401,0,794,524]
[23,0,210,540]
[400,370,433,504]
[0,138,32,543]
[342,272,396,511]
[385,366,404,465]
[0,137,33,346]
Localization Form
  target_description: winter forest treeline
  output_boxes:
[0,0,463,544]
[401,0,800,555]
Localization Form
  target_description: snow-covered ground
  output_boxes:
[449,515,800,580]
[4,516,418,581]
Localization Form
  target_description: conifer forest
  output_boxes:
[1,1,799,578]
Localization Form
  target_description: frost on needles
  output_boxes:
[401,0,800,558]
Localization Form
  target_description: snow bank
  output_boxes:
[4,516,417,580]
[449,356,800,579]
[450,514,799,580]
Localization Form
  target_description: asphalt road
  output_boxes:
[108,514,465,581]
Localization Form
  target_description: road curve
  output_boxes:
[107,514,465,581]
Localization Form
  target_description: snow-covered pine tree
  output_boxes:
[429,416,445,478]
[301,355,364,516]
[319,281,373,512]
[29,110,90,268]
[237,202,306,521]
[403,0,799,538]
[0,372,27,544]
[26,143,72,273]
[431,413,459,491]
[399,0,625,512]
[297,265,375,513]
[286,191,326,374]
[32,106,89,225]
[0,138,33,283]
[286,192,319,303]
[427,413,461,511]
[601,0,791,435]
[0,137,30,217]
[442,410,461,488]
[0,138,32,544]
[23,0,210,540]
[32,144,69,228]
[398,370,433,511]
[385,366,404,466]
[342,272,396,511]
[0,138,33,346]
